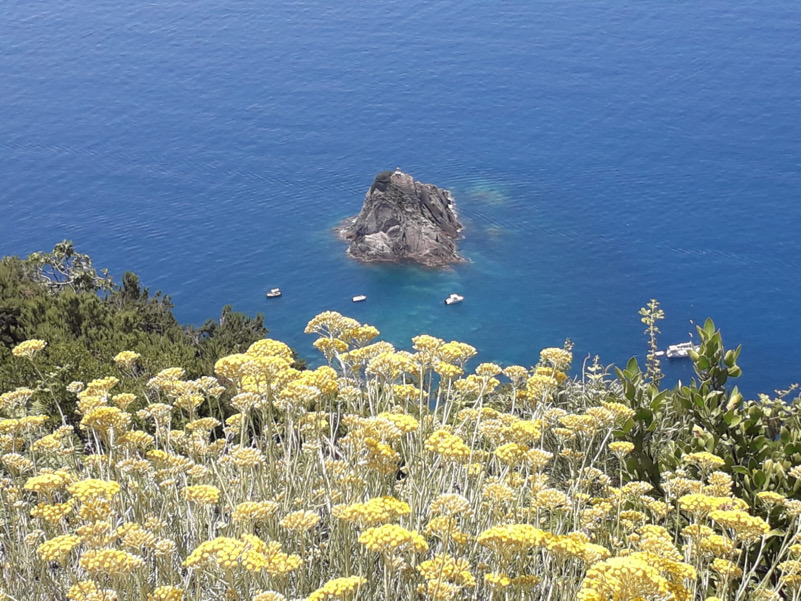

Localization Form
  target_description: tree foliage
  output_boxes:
[616,316,801,507]
[0,243,301,423]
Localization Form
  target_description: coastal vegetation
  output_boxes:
[1,248,801,600]
[369,171,395,193]
[0,242,296,425]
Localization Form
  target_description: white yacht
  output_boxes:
[665,342,696,359]
[444,293,464,305]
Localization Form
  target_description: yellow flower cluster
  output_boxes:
[232,500,279,522]
[80,406,131,435]
[711,557,743,579]
[112,351,140,369]
[183,484,221,505]
[252,592,287,601]
[0,387,34,411]
[484,572,512,590]
[540,347,572,370]
[578,554,670,601]
[67,580,117,601]
[333,496,410,526]
[525,373,559,405]
[183,536,301,576]
[79,548,145,575]
[0,415,49,434]
[424,429,471,463]
[147,586,183,601]
[12,339,47,358]
[708,509,770,542]
[609,441,635,456]
[418,553,475,594]
[477,524,546,555]
[425,515,469,545]
[684,452,726,471]
[247,338,294,362]
[358,524,429,555]
[31,499,74,523]
[378,411,419,433]
[67,479,121,502]
[25,470,73,495]
[112,393,137,411]
[430,493,471,516]
[678,493,744,515]
[280,510,320,532]
[494,442,529,466]
[4,319,800,601]
[307,576,366,601]
[37,534,81,562]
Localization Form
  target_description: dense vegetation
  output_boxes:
[0,242,298,424]
[369,170,395,193]
[1,245,801,601]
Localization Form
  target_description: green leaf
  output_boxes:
[650,391,666,411]
[725,413,742,428]
[635,408,654,427]
[619,418,635,435]
[724,350,736,367]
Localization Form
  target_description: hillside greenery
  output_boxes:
[0,242,301,424]
[1,247,801,601]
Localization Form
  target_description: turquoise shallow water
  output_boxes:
[2,1,801,396]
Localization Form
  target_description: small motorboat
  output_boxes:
[265,288,282,298]
[352,295,367,302]
[444,293,464,305]
[665,342,696,359]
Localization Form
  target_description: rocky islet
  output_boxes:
[337,169,464,267]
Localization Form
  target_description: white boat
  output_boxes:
[265,288,282,298]
[352,295,367,302]
[665,342,696,359]
[444,293,464,305]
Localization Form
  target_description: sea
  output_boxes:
[2,1,800,398]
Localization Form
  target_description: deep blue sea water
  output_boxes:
[3,1,801,397]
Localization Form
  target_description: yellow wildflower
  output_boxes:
[233,501,279,522]
[37,534,81,562]
[113,351,140,369]
[709,510,770,542]
[485,572,511,590]
[683,452,726,471]
[711,558,743,579]
[280,510,320,532]
[79,548,145,576]
[148,586,183,601]
[425,429,471,463]
[609,441,635,457]
[182,484,220,505]
[12,339,47,358]
[307,576,366,601]
[358,524,428,555]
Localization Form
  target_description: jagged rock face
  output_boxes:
[338,170,464,267]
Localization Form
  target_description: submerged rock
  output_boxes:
[337,169,464,267]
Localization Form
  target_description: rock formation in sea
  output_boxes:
[337,169,464,267]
